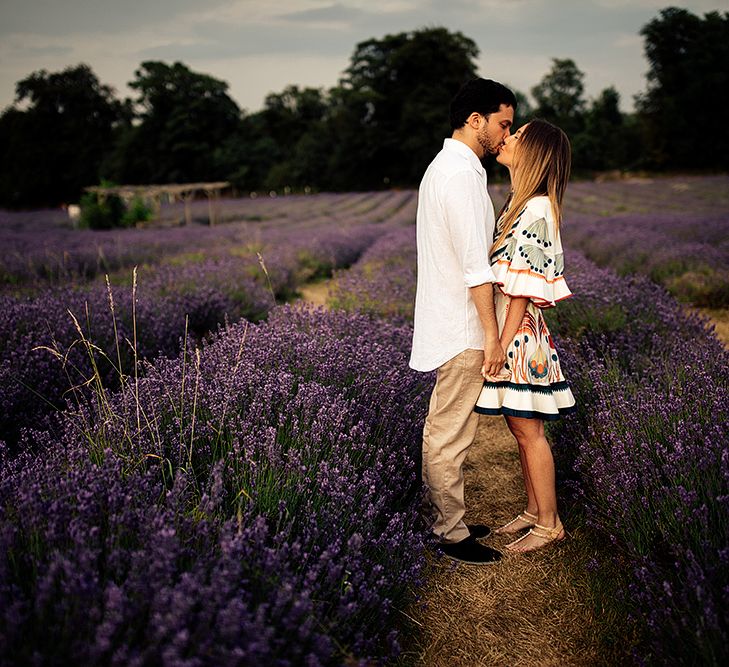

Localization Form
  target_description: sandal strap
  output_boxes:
[530,521,563,541]
[499,511,537,531]
[505,531,532,549]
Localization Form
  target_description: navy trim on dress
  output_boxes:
[474,404,578,420]
[480,380,572,394]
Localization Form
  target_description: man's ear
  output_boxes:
[466,112,483,129]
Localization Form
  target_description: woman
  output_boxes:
[475,119,575,552]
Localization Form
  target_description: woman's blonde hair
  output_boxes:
[493,119,571,252]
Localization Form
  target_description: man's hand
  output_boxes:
[470,283,502,377]
[481,336,506,378]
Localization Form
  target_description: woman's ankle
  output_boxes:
[537,511,558,527]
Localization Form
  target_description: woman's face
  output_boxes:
[496,123,528,168]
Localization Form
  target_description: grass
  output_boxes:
[691,307,729,348]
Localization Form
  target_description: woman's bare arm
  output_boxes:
[499,296,529,349]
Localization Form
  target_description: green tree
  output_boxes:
[259,86,330,189]
[105,61,242,184]
[511,89,534,126]
[326,27,480,189]
[573,87,642,172]
[637,7,729,169]
[531,58,586,138]
[0,64,127,207]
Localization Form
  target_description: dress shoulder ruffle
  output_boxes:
[490,198,572,309]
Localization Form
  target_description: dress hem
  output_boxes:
[474,405,577,420]
[481,380,572,394]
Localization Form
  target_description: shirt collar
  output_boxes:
[443,138,485,175]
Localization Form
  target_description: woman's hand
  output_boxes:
[481,296,530,381]
[481,335,506,378]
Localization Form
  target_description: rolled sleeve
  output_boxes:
[443,170,496,286]
[464,266,497,287]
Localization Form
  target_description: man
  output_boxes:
[410,78,516,564]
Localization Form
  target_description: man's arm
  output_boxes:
[470,282,505,376]
[443,170,504,374]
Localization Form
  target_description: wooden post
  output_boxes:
[206,187,221,225]
[183,190,193,226]
[151,191,161,221]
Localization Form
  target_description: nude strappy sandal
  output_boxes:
[505,520,565,552]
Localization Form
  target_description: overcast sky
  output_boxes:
[0,1,725,114]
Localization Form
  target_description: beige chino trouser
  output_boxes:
[422,348,485,543]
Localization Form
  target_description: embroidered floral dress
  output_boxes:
[475,196,576,420]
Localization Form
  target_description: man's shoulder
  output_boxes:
[430,145,475,172]
[425,150,480,186]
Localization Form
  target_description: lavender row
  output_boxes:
[6,175,726,292]
[0,191,416,290]
[329,226,417,324]
[0,223,385,446]
[564,175,729,218]
[564,211,729,306]
[330,227,729,664]
[549,253,728,664]
[0,305,432,665]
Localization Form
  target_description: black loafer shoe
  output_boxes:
[437,536,503,565]
[467,524,491,540]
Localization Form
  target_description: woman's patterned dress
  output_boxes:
[475,196,576,420]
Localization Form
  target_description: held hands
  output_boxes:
[481,338,508,381]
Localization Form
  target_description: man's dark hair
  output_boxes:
[449,79,517,130]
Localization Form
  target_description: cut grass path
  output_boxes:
[400,417,632,666]
[697,307,729,349]
[298,280,331,307]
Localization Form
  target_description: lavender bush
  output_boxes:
[564,211,729,306]
[0,221,390,447]
[329,227,416,324]
[0,305,431,665]
[0,271,270,448]
[547,253,729,665]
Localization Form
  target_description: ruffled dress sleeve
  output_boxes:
[490,198,572,309]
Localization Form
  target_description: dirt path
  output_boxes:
[298,280,331,307]
[695,307,729,348]
[402,417,618,667]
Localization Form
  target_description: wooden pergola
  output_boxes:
[84,182,230,226]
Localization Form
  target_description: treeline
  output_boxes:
[0,7,727,208]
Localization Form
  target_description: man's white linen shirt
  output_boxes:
[409,138,497,372]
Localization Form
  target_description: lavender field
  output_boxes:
[563,175,729,306]
[1,176,728,665]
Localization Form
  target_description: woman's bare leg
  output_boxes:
[497,419,539,533]
[504,415,564,550]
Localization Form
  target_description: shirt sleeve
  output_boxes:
[491,204,572,308]
[442,170,496,287]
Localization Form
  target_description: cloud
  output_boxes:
[277,3,366,25]
[138,22,356,61]
[0,0,230,37]
[8,43,74,58]
[0,0,725,113]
